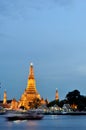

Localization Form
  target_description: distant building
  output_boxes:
[0,90,11,109]
[3,90,7,104]
[10,98,18,110]
[55,88,59,100]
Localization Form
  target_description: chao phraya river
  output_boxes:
[0,115,86,130]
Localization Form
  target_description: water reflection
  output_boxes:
[0,115,86,130]
[27,120,39,126]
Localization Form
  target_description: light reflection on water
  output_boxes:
[0,115,86,130]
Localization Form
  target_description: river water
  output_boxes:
[0,115,86,130]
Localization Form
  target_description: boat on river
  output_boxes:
[6,110,44,121]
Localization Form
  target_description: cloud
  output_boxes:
[54,0,73,6]
[0,32,13,39]
[0,0,73,19]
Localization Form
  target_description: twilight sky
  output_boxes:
[0,0,86,101]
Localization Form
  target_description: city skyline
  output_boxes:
[0,0,86,101]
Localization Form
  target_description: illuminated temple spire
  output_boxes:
[29,62,34,79]
[26,62,37,93]
[3,90,7,104]
[55,88,59,100]
[19,63,41,109]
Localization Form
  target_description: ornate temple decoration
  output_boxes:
[55,88,59,100]
[19,63,41,109]
[3,90,7,104]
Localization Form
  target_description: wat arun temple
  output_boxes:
[18,63,41,109]
[1,63,59,110]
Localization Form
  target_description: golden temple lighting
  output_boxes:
[19,63,41,109]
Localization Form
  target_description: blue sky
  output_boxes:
[0,0,86,101]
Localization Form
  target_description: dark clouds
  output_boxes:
[0,0,73,18]
[54,0,73,5]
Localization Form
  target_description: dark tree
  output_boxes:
[47,99,59,107]
[66,89,86,111]
[66,89,80,105]
[59,99,68,107]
